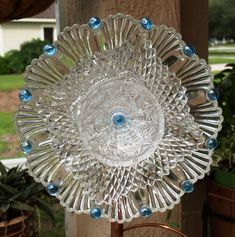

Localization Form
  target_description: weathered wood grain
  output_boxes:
[57,0,180,31]
[57,1,208,236]
[180,0,208,59]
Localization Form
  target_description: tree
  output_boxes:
[209,0,235,39]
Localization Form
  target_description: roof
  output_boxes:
[31,2,55,19]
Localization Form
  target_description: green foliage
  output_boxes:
[4,50,24,74]
[19,39,49,69]
[0,112,16,135]
[0,39,48,75]
[0,56,10,74]
[0,162,55,223]
[0,74,24,91]
[209,0,235,39]
[212,63,235,172]
[40,205,65,237]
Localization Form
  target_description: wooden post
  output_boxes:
[180,1,208,236]
[180,0,208,60]
[111,223,123,237]
[56,1,208,236]
[56,0,181,31]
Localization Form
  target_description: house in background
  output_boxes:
[0,3,56,56]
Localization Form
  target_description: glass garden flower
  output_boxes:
[16,13,223,223]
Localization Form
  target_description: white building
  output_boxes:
[0,3,56,56]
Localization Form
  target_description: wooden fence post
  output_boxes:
[55,1,208,236]
[56,0,181,31]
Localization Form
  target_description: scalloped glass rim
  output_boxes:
[15,13,223,223]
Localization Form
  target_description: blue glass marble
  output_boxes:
[183,45,195,57]
[139,206,152,217]
[19,89,32,102]
[181,180,194,193]
[141,17,153,30]
[206,138,218,150]
[46,183,59,196]
[43,44,57,56]
[88,17,101,30]
[90,207,102,219]
[20,140,32,154]
[207,88,220,101]
[112,114,126,127]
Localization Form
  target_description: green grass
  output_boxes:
[0,112,19,159]
[0,74,24,91]
[0,75,23,159]
[0,111,22,159]
[209,57,235,64]
[220,43,235,47]
[0,112,16,135]
[0,140,8,155]
[209,44,235,65]
[209,51,235,55]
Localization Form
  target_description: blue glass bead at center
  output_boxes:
[181,180,194,193]
[141,17,153,30]
[20,141,32,154]
[90,207,102,219]
[112,114,126,127]
[43,44,57,56]
[46,183,59,196]
[19,89,32,102]
[88,17,101,30]
[139,206,152,217]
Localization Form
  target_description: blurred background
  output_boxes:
[209,0,235,71]
[0,0,234,237]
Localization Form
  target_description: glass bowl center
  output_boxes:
[77,79,164,167]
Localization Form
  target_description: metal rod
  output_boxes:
[111,222,123,237]
[124,223,188,237]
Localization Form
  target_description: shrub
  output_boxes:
[20,39,49,68]
[0,56,10,74]
[4,50,23,74]
[212,63,235,172]
[0,38,49,74]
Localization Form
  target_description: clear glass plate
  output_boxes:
[15,13,223,223]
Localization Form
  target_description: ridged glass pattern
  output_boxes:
[15,13,223,223]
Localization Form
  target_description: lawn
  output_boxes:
[0,111,22,159]
[0,74,23,159]
[0,74,24,91]
[209,57,235,64]
[209,44,235,65]
[0,112,16,135]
